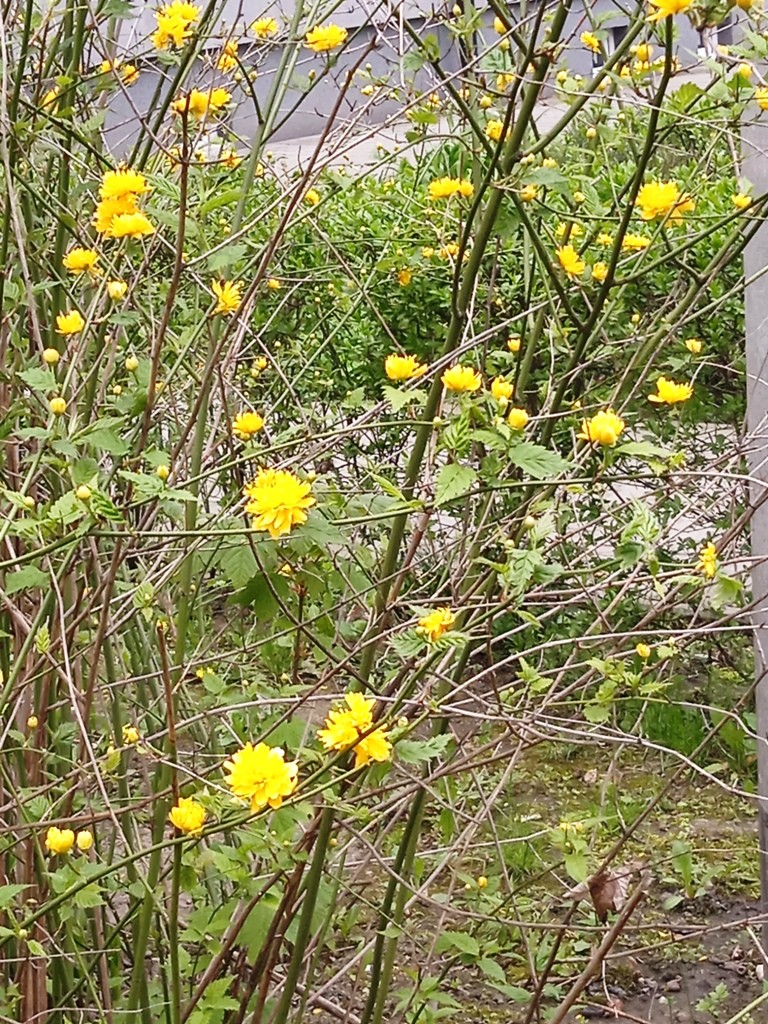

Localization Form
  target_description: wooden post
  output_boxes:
[743,109,768,959]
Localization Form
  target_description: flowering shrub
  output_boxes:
[0,0,764,1020]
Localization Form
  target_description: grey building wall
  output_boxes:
[102,2,741,151]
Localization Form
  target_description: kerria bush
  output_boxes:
[0,0,764,1020]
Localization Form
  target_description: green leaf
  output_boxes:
[478,958,506,984]
[5,565,48,595]
[396,734,451,764]
[436,930,480,957]
[382,384,424,413]
[435,463,477,506]
[218,542,258,589]
[17,367,56,393]
[82,426,130,456]
[710,574,743,611]
[73,883,103,908]
[615,440,672,460]
[564,852,589,883]
[507,443,568,480]
[208,243,248,273]
[0,884,28,909]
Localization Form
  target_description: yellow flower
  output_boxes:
[557,245,585,277]
[232,410,264,440]
[305,23,348,52]
[755,86,768,110]
[580,31,600,53]
[398,268,412,286]
[43,348,60,365]
[685,337,702,353]
[507,336,521,353]
[171,87,231,117]
[243,468,315,539]
[49,396,67,416]
[352,729,392,768]
[123,724,140,744]
[441,364,482,392]
[635,642,652,659]
[319,691,375,749]
[732,192,752,210]
[252,16,279,38]
[216,39,238,72]
[100,168,149,200]
[477,875,489,888]
[93,195,137,234]
[169,796,207,834]
[490,376,514,403]
[633,42,654,61]
[107,279,128,300]
[76,830,93,852]
[427,177,474,200]
[496,72,515,91]
[555,221,583,240]
[417,606,456,642]
[63,247,100,275]
[597,232,614,246]
[45,826,75,855]
[267,277,281,290]
[223,741,298,812]
[519,184,537,202]
[122,64,139,84]
[635,181,694,222]
[421,246,435,258]
[304,188,321,206]
[439,242,461,259]
[647,0,693,20]
[108,212,156,239]
[592,262,609,283]
[41,87,59,108]
[542,157,558,168]
[577,408,625,446]
[318,693,393,768]
[493,15,507,33]
[56,310,84,335]
[485,119,506,142]
[507,407,529,430]
[152,1,200,49]
[648,376,693,404]
[211,279,242,315]
[697,541,718,578]
[621,233,651,251]
[385,354,428,381]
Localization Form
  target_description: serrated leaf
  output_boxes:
[396,734,451,764]
[207,243,248,273]
[507,443,568,480]
[435,463,477,506]
[382,384,424,413]
[83,427,129,456]
[17,367,56,392]
[5,565,48,595]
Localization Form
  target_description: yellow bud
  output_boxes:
[112,384,122,395]
[636,642,652,659]
[107,280,128,300]
[477,875,488,888]
[27,715,39,729]
[76,830,93,852]
[125,355,139,372]
[156,464,170,480]
[586,126,597,140]
[75,485,92,501]
[507,336,521,353]
[42,348,60,365]
[22,496,35,509]
[479,94,493,108]
[573,191,586,203]
[49,396,67,416]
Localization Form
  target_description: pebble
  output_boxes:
[666,978,682,993]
